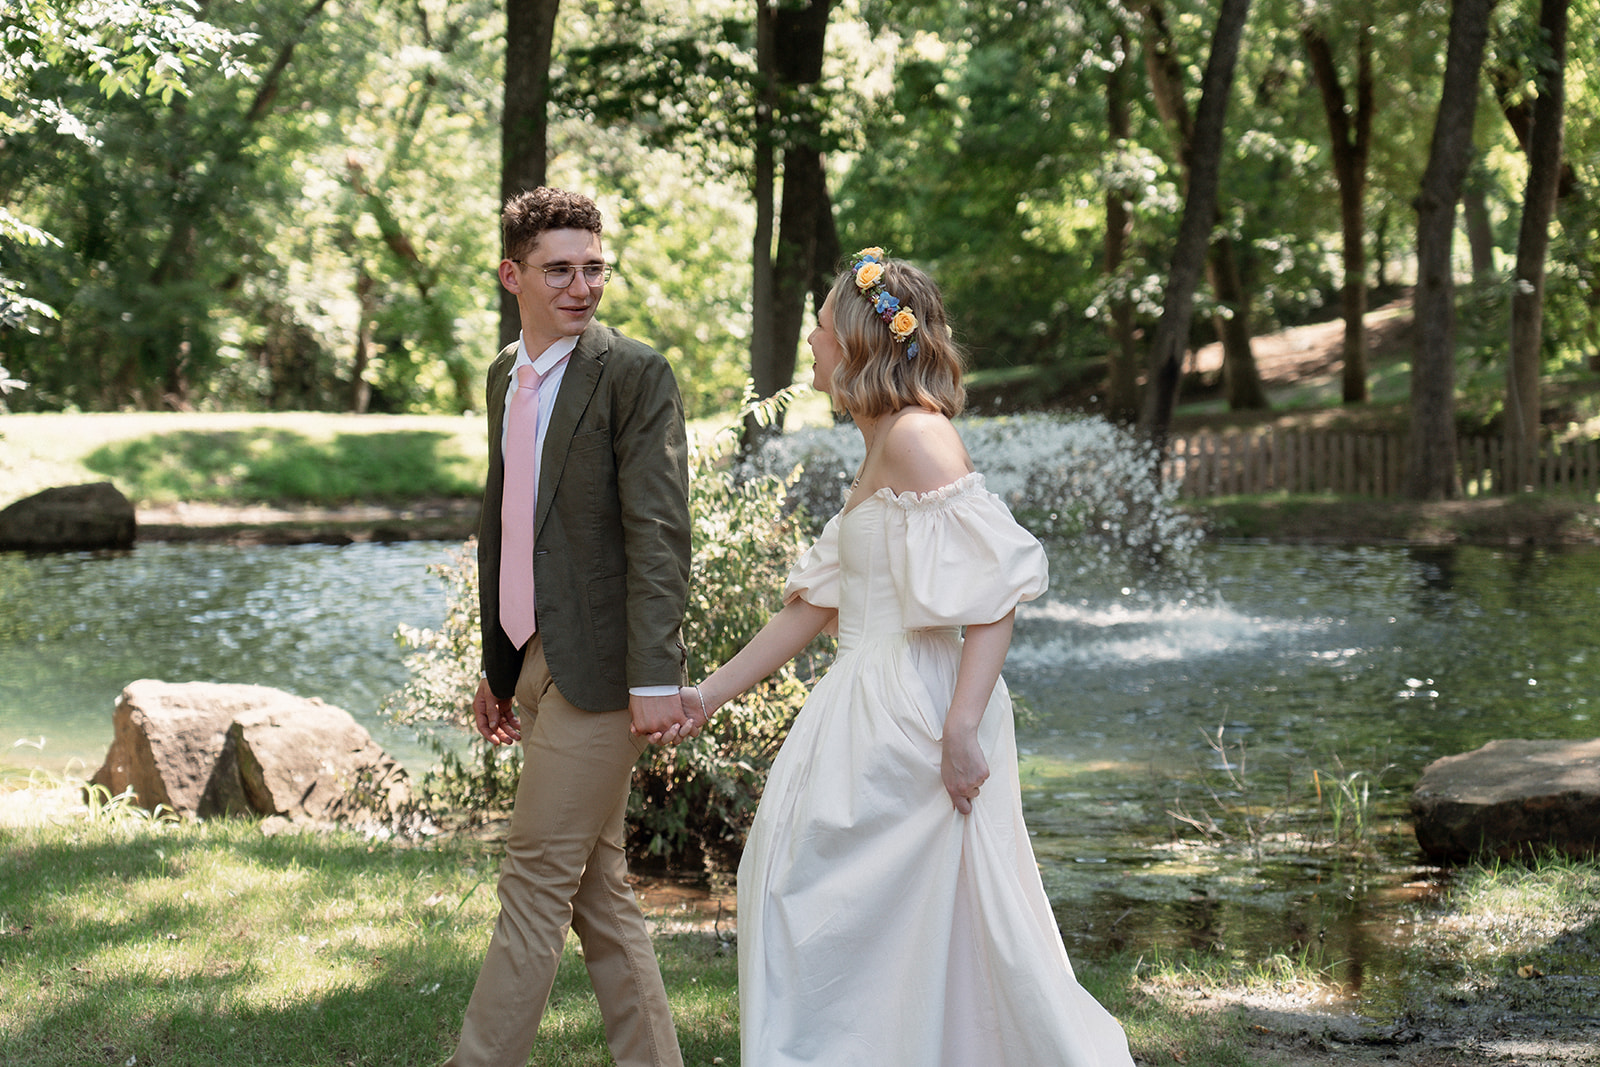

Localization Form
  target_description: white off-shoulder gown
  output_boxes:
[737,472,1135,1067]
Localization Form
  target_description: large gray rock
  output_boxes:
[90,680,250,814]
[0,482,135,551]
[1411,738,1600,862]
[210,700,412,824]
[90,679,410,827]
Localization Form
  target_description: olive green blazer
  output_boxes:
[478,324,691,711]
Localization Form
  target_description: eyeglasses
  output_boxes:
[522,261,613,288]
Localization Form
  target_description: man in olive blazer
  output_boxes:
[477,320,691,714]
[446,188,692,1067]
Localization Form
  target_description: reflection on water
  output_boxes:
[1008,540,1600,985]
[0,541,451,773]
[3,537,1598,986]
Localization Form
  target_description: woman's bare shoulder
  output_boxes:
[879,408,972,492]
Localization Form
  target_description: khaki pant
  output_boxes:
[445,637,682,1067]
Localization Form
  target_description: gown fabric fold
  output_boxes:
[738,471,1136,1067]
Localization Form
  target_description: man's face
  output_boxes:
[499,228,607,351]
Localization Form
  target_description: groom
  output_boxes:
[446,187,693,1067]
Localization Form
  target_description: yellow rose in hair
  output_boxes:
[855,261,884,290]
[889,308,917,341]
[857,246,885,259]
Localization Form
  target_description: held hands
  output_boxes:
[643,685,715,746]
[629,691,690,741]
[472,677,521,746]
[941,724,990,815]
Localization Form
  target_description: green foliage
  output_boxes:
[629,404,822,871]
[385,399,820,870]
[577,150,758,420]
[385,543,525,814]
[5,0,1599,421]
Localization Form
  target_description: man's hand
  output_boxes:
[473,676,521,745]
[645,686,713,745]
[630,691,690,741]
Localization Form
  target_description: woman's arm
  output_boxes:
[941,609,1015,814]
[653,596,837,743]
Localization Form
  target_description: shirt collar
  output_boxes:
[514,334,578,375]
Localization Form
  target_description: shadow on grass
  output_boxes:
[84,430,484,505]
[0,825,739,1066]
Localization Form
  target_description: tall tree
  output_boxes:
[499,0,562,348]
[750,0,837,439]
[1140,0,1255,444]
[1302,10,1374,404]
[1140,0,1268,413]
[1102,28,1143,422]
[1505,0,1569,483]
[1408,0,1498,500]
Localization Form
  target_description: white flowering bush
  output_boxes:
[744,412,1205,572]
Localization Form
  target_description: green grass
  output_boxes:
[0,813,740,1067]
[0,799,1274,1067]
[0,412,490,509]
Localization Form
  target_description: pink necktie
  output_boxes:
[499,364,541,647]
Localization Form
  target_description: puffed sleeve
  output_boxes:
[782,512,843,610]
[891,473,1048,629]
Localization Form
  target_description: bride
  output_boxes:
[659,248,1136,1067]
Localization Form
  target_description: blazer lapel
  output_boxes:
[536,328,605,538]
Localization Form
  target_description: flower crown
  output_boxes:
[850,247,920,359]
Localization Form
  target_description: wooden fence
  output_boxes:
[1164,428,1600,499]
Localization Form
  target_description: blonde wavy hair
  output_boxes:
[826,256,966,419]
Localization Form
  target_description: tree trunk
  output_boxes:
[1103,30,1141,423]
[746,1,779,448]
[352,266,374,413]
[498,0,561,349]
[1462,180,1496,278]
[1490,44,1578,199]
[1140,0,1254,448]
[1303,18,1373,405]
[769,146,829,422]
[1140,0,1265,416]
[1207,240,1268,408]
[1506,0,1568,486]
[748,0,832,443]
[1408,0,1498,501]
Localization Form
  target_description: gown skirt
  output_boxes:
[737,472,1136,1067]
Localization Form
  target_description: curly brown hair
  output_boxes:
[827,256,966,419]
[501,187,604,262]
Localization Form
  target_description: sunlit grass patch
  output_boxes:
[0,817,741,1067]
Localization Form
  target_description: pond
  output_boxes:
[0,540,451,774]
[3,536,1597,988]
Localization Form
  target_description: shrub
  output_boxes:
[385,544,525,815]
[629,420,821,872]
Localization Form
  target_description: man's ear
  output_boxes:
[498,259,521,294]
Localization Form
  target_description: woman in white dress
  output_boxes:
[659,249,1136,1067]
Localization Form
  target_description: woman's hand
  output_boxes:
[647,685,713,745]
[941,725,990,814]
